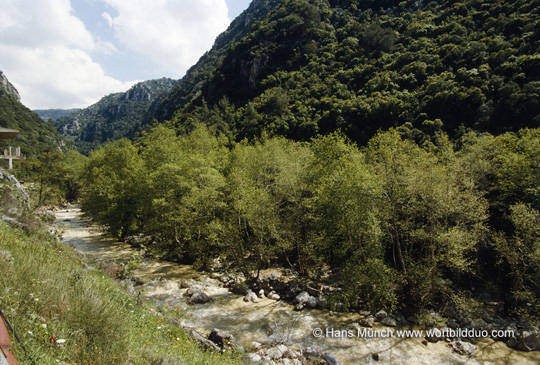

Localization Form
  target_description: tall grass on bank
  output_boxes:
[0,222,240,364]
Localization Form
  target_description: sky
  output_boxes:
[0,0,252,110]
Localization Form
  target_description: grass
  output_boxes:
[0,221,242,365]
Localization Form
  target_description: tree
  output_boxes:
[493,204,540,312]
[82,139,145,240]
[33,152,63,206]
[309,132,395,310]
[367,129,488,307]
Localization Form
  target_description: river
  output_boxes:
[54,207,539,364]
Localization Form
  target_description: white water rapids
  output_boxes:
[54,207,539,364]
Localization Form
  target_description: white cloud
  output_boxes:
[0,0,135,109]
[102,0,230,77]
[0,0,231,110]
[0,44,135,109]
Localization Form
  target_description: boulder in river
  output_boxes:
[381,316,397,327]
[449,341,477,356]
[513,331,540,351]
[323,352,339,365]
[180,279,196,288]
[183,326,220,352]
[208,328,239,351]
[359,316,375,328]
[187,289,213,304]
[375,310,387,321]
[244,290,259,303]
[295,291,311,304]
[306,296,318,308]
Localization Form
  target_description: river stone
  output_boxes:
[517,331,540,351]
[302,346,322,358]
[266,345,286,359]
[181,279,196,288]
[381,316,397,327]
[208,328,238,350]
[183,326,220,352]
[360,316,375,328]
[323,352,339,365]
[184,284,203,296]
[296,291,311,304]
[246,354,262,363]
[258,289,266,298]
[449,341,477,356]
[244,291,259,303]
[307,296,318,308]
[294,303,304,311]
[375,310,387,321]
[268,291,281,300]
[246,341,261,352]
[188,290,212,304]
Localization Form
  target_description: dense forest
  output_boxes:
[46,123,536,319]
[156,0,540,146]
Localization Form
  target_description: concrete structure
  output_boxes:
[0,128,26,169]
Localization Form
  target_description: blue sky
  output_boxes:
[0,0,252,109]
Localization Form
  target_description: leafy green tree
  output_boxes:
[493,203,540,312]
[140,124,228,266]
[82,139,145,240]
[309,132,395,310]
[60,150,88,201]
[31,152,64,206]
[368,130,488,307]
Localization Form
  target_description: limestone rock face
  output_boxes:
[0,71,20,102]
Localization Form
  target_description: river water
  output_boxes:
[55,207,539,364]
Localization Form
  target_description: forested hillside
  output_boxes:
[54,78,177,155]
[0,71,65,158]
[157,0,540,144]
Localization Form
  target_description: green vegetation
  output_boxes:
[76,124,540,317]
[19,150,88,206]
[157,0,540,145]
[53,78,177,155]
[0,87,65,159]
[0,217,240,365]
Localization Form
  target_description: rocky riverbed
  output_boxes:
[54,206,540,364]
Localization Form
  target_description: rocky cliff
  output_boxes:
[54,78,177,154]
[0,71,20,102]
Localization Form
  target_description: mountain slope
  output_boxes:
[55,78,177,154]
[0,71,66,158]
[155,0,540,143]
[34,108,81,121]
